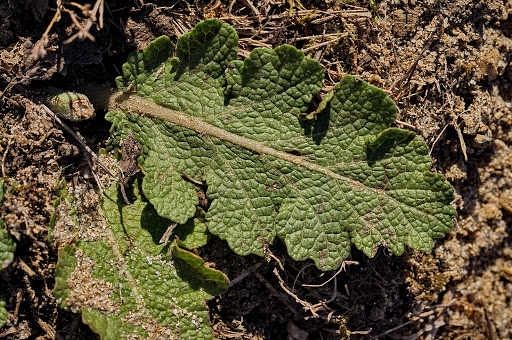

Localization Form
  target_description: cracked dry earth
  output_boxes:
[1,0,512,339]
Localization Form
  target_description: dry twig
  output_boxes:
[29,0,104,64]
[302,260,358,288]
[391,27,438,101]
[273,268,334,318]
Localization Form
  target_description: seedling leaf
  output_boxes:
[0,180,15,328]
[0,296,7,328]
[0,225,15,271]
[0,180,16,270]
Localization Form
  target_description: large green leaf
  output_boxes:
[106,18,456,271]
[53,182,229,339]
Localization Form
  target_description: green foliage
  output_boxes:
[106,19,456,271]
[50,18,457,340]
[0,222,15,271]
[0,180,16,328]
[0,180,15,270]
[53,245,77,310]
[0,296,7,328]
[53,182,229,339]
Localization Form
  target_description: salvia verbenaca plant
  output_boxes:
[48,19,456,339]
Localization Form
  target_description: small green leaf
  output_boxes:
[0,295,7,328]
[0,180,16,270]
[53,245,77,310]
[172,239,229,294]
[0,226,15,271]
[38,87,96,121]
[0,180,15,329]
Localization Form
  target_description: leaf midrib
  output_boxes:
[86,87,445,226]
[107,91,366,189]
[106,89,448,230]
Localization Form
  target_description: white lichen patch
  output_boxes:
[67,182,111,242]
[53,181,111,247]
[65,248,119,314]
[51,200,80,249]
[121,310,179,340]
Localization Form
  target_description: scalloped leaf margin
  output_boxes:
[106,19,456,271]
